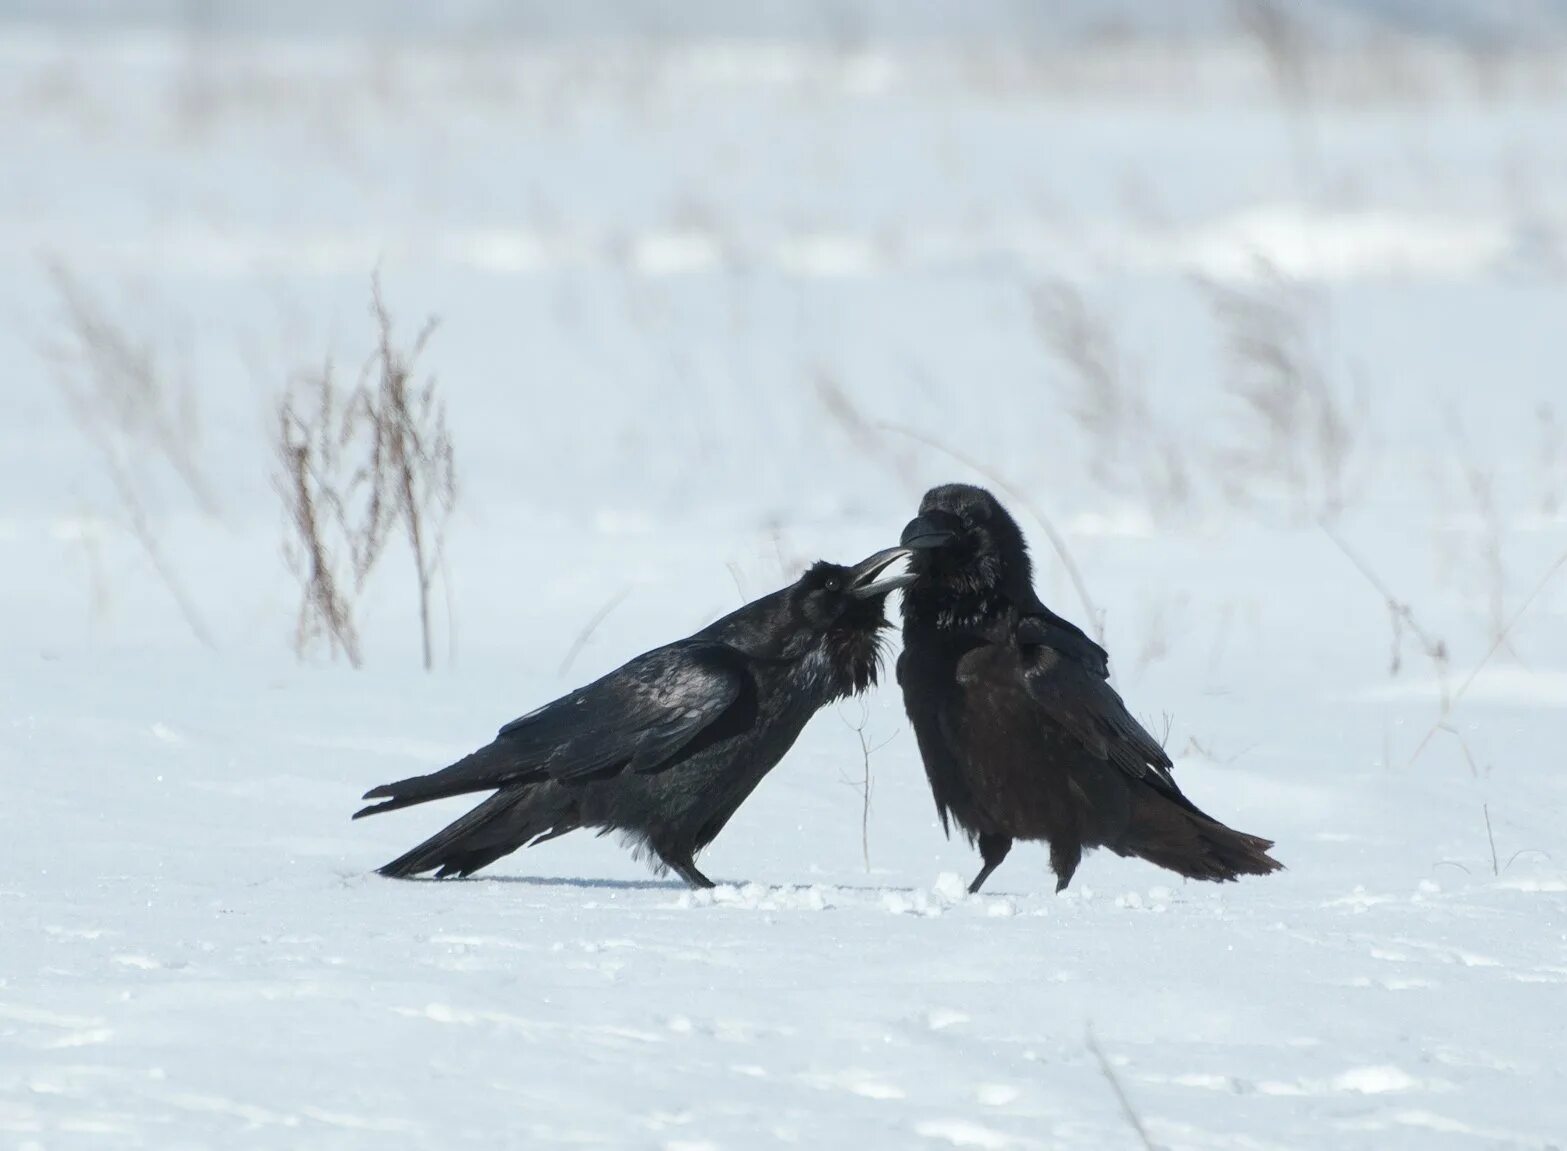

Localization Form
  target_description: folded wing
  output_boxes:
[1014,612,1179,796]
[353,642,746,819]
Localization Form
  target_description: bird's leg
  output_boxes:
[1050,840,1082,893]
[666,853,717,890]
[968,833,1013,894]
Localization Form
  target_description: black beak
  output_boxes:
[900,512,960,551]
[845,546,915,599]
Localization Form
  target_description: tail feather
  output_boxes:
[1115,789,1282,883]
[375,784,581,879]
[353,740,534,821]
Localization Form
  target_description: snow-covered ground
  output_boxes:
[4,8,1567,1148]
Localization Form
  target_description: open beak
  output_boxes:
[899,512,960,551]
[845,545,915,598]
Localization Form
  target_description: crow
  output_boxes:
[897,483,1282,894]
[354,546,913,888]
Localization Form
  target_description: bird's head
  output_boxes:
[898,483,1032,625]
[780,546,913,697]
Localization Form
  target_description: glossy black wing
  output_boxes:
[355,642,745,818]
[1015,613,1178,795]
[498,641,745,778]
[1015,610,1109,678]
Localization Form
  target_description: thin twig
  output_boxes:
[1085,1028,1159,1151]
[104,443,218,650]
[837,702,881,873]
[275,362,362,666]
[558,587,632,679]
[1436,724,1483,777]
[1407,546,1567,768]
[1504,848,1551,871]
[725,561,747,604]
[856,733,873,873]
[1319,520,1448,687]
[1156,711,1174,750]
[364,275,452,671]
[875,421,1104,645]
[1483,804,1498,877]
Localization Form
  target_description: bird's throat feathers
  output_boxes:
[905,547,1032,633]
[808,623,888,701]
[904,580,1010,632]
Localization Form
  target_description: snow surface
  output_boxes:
[4,10,1567,1150]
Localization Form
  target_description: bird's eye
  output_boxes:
[823,577,840,592]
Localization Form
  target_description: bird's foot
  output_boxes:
[670,858,717,889]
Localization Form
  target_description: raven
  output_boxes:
[354,546,912,888]
[897,483,1282,894]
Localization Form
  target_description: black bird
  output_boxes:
[897,483,1281,894]
[354,547,912,888]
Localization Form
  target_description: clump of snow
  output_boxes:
[678,883,834,912]
[1330,1066,1426,1095]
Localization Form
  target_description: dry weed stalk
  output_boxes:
[1407,545,1567,769]
[1031,282,1190,515]
[558,587,632,678]
[1319,522,1450,694]
[1205,270,1362,522]
[273,278,456,669]
[1458,463,1513,655]
[274,359,363,666]
[359,279,456,671]
[1233,0,1312,105]
[1232,0,1317,182]
[48,265,218,514]
[814,369,918,491]
[838,701,893,873]
[44,264,218,648]
[1439,805,1550,879]
[1441,409,1521,657]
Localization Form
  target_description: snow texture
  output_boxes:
[4,5,1567,1149]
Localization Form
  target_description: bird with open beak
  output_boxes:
[356,545,914,888]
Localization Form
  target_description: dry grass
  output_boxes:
[273,277,456,669]
[274,358,365,666]
[1459,463,1513,655]
[1320,522,1450,691]
[43,264,218,649]
[360,279,457,671]
[814,369,918,492]
[1407,545,1567,769]
[1233,0,1312,104]
[1204,269,1364,523]
[1031,282,1190,517]
[1438,409,1524,658]
[1437,804,1549,878]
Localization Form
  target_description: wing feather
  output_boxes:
[354,642,744,818]
[1015,614,1178,794]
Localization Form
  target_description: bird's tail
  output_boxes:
[373,783,582,879]
[353,740,534,820]
[1113,788,1282,883]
